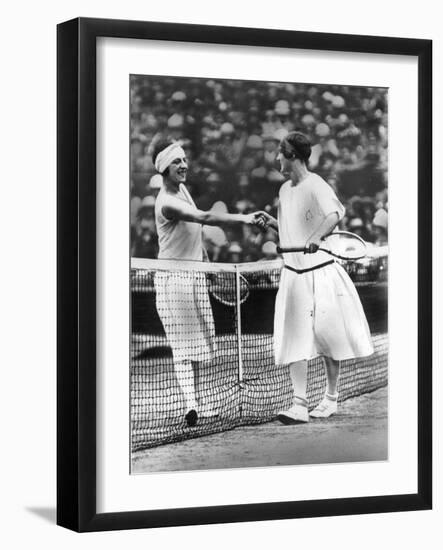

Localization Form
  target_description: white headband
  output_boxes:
[154,143,186,174]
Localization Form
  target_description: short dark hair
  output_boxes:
[151,137,175,174]
[281,131,311,162]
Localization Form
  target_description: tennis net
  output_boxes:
[131,254,388,451]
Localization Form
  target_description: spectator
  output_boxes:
[373,208,388,246]
[226,242,243,263]
[262,241,278,260]
[132,199,159,258]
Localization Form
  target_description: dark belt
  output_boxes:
[284,260,334,274]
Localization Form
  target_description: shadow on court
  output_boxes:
[132,386,388,473]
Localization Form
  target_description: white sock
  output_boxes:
[175,360,197,410]
[325,392,338,401]
[288,360,308,407]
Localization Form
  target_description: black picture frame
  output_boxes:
[57,17,432,532]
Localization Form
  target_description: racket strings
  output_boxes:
[323,232,367,260]
[207,273,250,306]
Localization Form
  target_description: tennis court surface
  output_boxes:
[132,385,387,472]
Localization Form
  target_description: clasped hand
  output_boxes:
[252,211,274,230]
[304,237,322,254]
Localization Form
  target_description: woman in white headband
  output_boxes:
[152,138,266,427]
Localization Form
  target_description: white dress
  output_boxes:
[274,174,374,363]
[154,184,216,363]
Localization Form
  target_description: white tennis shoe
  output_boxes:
[277,402,309,424]
[310,393,338,418]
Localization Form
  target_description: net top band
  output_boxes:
[131,257,284,273]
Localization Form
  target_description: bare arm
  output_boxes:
[162,201,265,228]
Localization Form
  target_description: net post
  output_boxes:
[235,265,244,386]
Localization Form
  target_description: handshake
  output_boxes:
[245,211,276,230]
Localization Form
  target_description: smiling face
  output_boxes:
[167,154,188,185]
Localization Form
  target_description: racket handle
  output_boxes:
[276,246,307,253]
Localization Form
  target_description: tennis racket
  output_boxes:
[276,231,367,261]
[207,272,250,306]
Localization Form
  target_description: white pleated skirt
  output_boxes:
[274,262,374,364]
[154,270,217,363]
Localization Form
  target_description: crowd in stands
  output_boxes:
[130,76,388,262]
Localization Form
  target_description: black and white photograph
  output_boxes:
[129,74,389,474]
[52,13,432,535]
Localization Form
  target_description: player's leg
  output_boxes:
[274,270,311,425]
[324,355,340,395]
[277,360,309,424]
[193,361,218,418]
[189,276,218,419]
[174,360,198,426]
[310,356,339,418]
